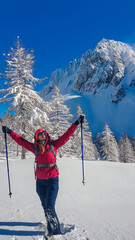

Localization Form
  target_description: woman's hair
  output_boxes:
[35,142,45,154]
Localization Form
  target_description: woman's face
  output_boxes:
[38,131,46,141]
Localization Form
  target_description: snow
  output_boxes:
[62,94,81,101]
[40,39,135,139]
[0,152,135,240]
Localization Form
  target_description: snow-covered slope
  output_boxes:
[0,152,135,240]
[40,39,135,139]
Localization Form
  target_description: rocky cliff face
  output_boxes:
[40,39,135,139]
[41,39,135,104]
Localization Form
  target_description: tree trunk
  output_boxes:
[16,144,19,156]
[21,118,26,159]
[22,147,26,159]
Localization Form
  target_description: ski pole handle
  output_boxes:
[80,115,84,124]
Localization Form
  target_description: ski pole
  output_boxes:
[80,115,85,185]
[4,132,12,198]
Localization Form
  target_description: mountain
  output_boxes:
[40,39,135,139]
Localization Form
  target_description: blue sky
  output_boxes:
[0,0,135,92]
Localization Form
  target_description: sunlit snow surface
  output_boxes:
[0,152,135,239]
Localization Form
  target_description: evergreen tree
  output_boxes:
[119,134,135,163]
[132,137,135,155]
[0,37,50,159]
[49,85,73,156]
[94,133,102,159]
[0,119,4,152]
[100,124,119,161]
[74,105,97,159]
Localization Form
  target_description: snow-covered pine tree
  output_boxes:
[0,119,4,153]
[94,133,102,160]
[49,85,73,156]
[74,105,98,160]
[100,124,119,161]
[1,113,18,154]
[0,37,50,159]
[119,134,135,163]
[132,137,135,154]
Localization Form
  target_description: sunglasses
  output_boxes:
[38,131,46,136]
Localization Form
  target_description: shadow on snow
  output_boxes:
[0,221,75,236]
[0,221,44,236]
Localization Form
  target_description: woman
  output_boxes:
[2,116,83,240]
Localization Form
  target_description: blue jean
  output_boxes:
[36,176,61,235]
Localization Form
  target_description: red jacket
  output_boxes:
[10,123,77,180]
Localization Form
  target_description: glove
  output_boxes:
[2,126,11,134]
[74,115,84,126]
[80,115,84,123]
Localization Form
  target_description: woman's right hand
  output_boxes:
[2,126,11,134]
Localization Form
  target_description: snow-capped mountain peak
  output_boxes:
[40,39,135,139]
[41,38,135,103]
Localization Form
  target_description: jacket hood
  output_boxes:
[34,128,51,154]
[35,128,45,141]
[34,128,50,143]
